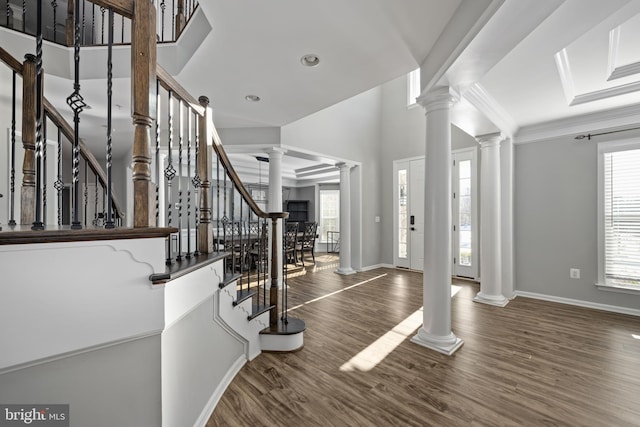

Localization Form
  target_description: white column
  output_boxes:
[474,133,509,306]
[268,148,286,288]
[336,162,355,275]
[411,86,463,356]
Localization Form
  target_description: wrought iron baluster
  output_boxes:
[159,0,165,42]
[83,159,88,226]
[51,1,58,42]
[171,0,175,41]
[67,0,86,229]
[155,79,161,226]
[94,173,98,225]
[120,15,124,43]
[6,0,10,28]
[192,120,200,256]
[186,108,192,258]
[32,0,45,230]
[176,99,183,261]
[165,90,176,264]
[54,127,63,226]
[105,7,115,228]
[91,3,95,45]
[9,70,17,225]
[21,0,25,32]
[215,154,220,251]
[100,7,105,44]
[81,0,86,45]
[42,115,47,225]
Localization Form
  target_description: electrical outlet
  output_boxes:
[570,268,580,279]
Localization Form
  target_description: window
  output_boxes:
[598,140,640,292]
[407,68,420,106]
[319,190,339,243]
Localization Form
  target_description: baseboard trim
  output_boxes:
[194,354,246,427]
[359,263,394,272]
[513,291,640,317]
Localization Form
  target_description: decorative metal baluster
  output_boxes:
[8,71,16,226]
[155,79,161,226]
[67,0,86,229]
[81,0,86,45]
[51,1,57,42]
[176,99,183,261]
[171,0,175,41]
[54,128,63,226]
[42,115,47,225]
[6,0,10,28]
[105,7,115,228]
[165,91,176,264]
[21,0,25,32]
[186,108,192,258]
[83,160,88,226]
[192,122,200,256]
[100,7,105,44]
[159,0,166,42]
[93,173,98,225]
[91,3,95,45]
[120,15,124,43]
[222,166,229,269]
[32,0,45,230]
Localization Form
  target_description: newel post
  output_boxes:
[197,96,213,253]
[20,54,38,225]
[131,0,157,227]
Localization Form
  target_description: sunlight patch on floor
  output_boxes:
[633,334,640,340]
[340,308,423,372]
[339,285,462,372]
[287,273,388,312]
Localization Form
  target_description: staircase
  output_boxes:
[0,1,304,426]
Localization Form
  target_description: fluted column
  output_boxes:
[474,133,509,306]
[411,86,463,356]
[336,162,355,275]
[268,148,286,288]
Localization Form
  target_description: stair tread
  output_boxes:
[234,289,256,306]
[219,272,242,289]
[248,304,274,321]
[260,316,306,335]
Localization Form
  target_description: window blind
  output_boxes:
[603,148,640,286]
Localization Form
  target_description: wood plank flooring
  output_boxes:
[207,254,640,426]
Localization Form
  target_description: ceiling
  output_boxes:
[4,0,640,178]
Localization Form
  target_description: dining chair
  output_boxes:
[283,221,300,265]
[296,222,318,266]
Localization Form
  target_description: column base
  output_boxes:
[335,267,356,276]
[410,328,463,356]
[473,291,509,307]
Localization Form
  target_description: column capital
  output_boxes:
[335,162,354,171]
[267,147,287,158]
[417,86,460,113]
[475,132,506,148]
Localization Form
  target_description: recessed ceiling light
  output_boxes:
[245,94,261,102]
[300,54,320,67]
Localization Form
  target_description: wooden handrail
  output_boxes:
[85,0,134,19]
[43,98,125,220]
[0,47,23,74]
[0,46,125,221]
[155,66,286,222]
[156,64,206,117]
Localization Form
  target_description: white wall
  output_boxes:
[514,133,640,311]
[281,87,383,269]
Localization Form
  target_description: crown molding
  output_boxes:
[463,83,518,138]
[514,103,640,144]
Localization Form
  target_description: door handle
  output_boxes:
[410,227,416,231]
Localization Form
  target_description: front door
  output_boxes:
[394,158,424,270]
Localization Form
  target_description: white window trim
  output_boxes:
[407,68,420,108]
[596,138,640,295]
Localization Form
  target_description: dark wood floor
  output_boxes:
[207,254,640,426]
